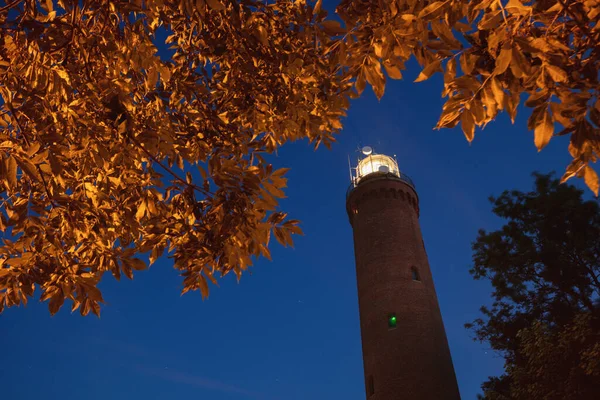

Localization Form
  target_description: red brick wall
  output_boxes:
[347,175,461,400]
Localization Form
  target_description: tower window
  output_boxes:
[411,267,421,282]
[367,375,375,396]
[387,313,397,329]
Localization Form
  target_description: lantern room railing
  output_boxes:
[346,171,416,199]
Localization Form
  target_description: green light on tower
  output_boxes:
[388,313,397,329]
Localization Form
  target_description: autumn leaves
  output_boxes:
[0,0,598,316]
[335,0,599,194]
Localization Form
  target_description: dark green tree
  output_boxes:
[469,173,600,400]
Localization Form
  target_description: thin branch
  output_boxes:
[468,73,494,103]
[545,8,562,38]
[49,2,78,58]
[6,103,57,209]
[497,0,509,27]
[37,167,56,209]
[0,0,24,13]
[128,135,214,197]
[0,193,18,210]
[6,103,30,146]
[99,5,110,36]
[63,1,78,62]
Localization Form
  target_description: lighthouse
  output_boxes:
[346,147,460,400]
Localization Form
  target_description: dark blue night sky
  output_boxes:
[1,2,591,399]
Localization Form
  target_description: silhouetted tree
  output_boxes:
[469,173,600,400]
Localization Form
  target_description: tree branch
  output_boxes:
[128,134,214,197]
[49,2,78,60]
[557,0,600,47]
[0,0,24,12]
[6,103,57,209]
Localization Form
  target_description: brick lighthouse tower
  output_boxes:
[346,147,460,400]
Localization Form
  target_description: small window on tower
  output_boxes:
[411,267,421,282]
[387,313,397,329]
[367,375,375,396]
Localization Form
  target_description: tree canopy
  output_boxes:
[468,173,600,399]
[0,0,599,315]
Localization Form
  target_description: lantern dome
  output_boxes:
[356,153,400,183]
[347,146,415,195]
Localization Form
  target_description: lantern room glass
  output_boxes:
[356,154,400,183]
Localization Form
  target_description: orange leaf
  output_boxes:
[383,62,402,80]
[494,46,512,75]
[534,108,553,151]
[461,110,475,142]
[414,60,441,82]
[321,20,346,35]
[130,258,147,271]
[205,0,225,11]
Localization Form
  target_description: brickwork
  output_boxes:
[346,174,461,400]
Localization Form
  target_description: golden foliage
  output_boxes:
[0,0,599,315]
[0,0,333,315]
[336,0,599,193]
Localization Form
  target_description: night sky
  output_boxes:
[0,2,592,400]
